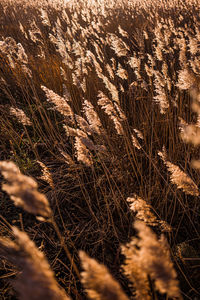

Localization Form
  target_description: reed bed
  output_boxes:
[0,0,200,299]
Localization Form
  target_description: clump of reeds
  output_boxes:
[0,160,80,280]
[1,0,200,298]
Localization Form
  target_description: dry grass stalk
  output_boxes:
[0,161,52,218]
[158,147,199,196]
[0,227,70,300]
[79,251,129,300]
[1,0,200,298]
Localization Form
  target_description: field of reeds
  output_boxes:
[0,0,200,299]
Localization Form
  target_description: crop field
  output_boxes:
[0,0,200,299]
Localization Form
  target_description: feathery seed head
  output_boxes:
[0,227,69,300]
[79,251,129,300]
[0,161,52,218]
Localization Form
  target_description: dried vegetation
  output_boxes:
[0,0,200,299]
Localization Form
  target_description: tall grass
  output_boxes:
[0,0,200,299]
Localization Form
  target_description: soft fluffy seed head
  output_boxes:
[79,251,129,300]
[191,159,200,169]
[75,137,93,166]
[0,227,70,300]
[116,63,128,80]
[177,69,197,90]
[133,129,144,140]
[153,71,169,114]
[134,221,181,298]
[118,25,129,38]
[108,33,129,57]
[106,63,115,80]
[58,148,75,165]
[40,8,51,27]
[9,107,32,126]
[180,124,200,146]
[97,73,120,104]
[158,147,199,196]
[83,100,103,135]
[131,134,142,150]
[41,86,74,122]
[127,195,158,226]
[75,115,94,135]
[37,161,54,189]
[121,238,151,300]
[0,161,52,218]
[97,91,124,135]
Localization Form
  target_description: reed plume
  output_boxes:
[127,194,158,226]
[0,161,52,218]
[82,100,103,135]
[37,160,55,189]
[74,137,93,166]
[97,91,125,135]
[0,227,70,300]
[9,107,32,126]
[122,221,181,299]
[79,251,129,300]
[41,85,74,122]
[158,147,199,196]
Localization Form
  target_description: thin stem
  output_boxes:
[50,217,81,280]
